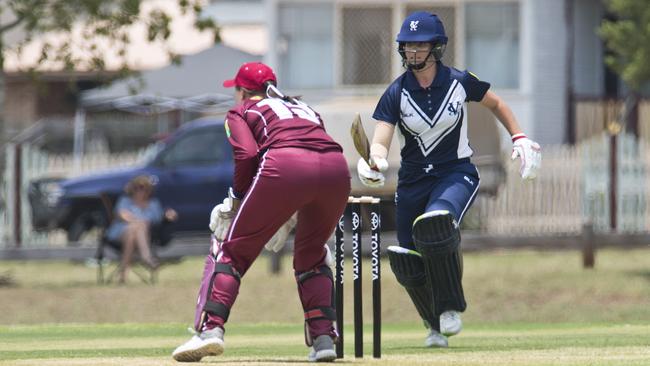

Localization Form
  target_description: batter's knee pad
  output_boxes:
[296,265,336,346]
[194,254,241,331]
[387,246,439,331]
[412,210,467,314]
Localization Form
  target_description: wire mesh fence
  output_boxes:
[341,6,394,86]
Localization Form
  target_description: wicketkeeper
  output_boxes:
[357,11,541,348]
[172,62,350,362]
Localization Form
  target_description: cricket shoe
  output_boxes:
[172,327,224,362]
[424,329,448,348]
[307,335,337,362]
[440,310,462,336]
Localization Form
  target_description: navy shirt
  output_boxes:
[373,62,490,168]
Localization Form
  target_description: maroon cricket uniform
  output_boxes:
[206,96,351,339]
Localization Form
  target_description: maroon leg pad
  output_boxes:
[204,270,241,330]
[193,237,241,332]
[297,271,337,339]
[194,254,216,331]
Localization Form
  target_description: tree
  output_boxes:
[0,0,219,143]
[599,0,650,92]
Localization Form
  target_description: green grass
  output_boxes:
[1,322,649,365]
[2,249,649,325]
[0,248,649,364]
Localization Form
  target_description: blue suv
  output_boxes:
[29,118,233,242]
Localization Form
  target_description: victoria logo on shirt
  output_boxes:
[410,21,419,31]
[447,101,462,116]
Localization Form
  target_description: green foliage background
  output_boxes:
[599,0,650,91]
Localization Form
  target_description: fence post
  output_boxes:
[13,143,22,247]
[269,246,283,274]
[581,223,595,268]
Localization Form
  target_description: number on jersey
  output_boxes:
[258,98,320,125]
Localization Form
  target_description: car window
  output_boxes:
[160,127,226,167]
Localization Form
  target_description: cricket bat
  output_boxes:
[350,113,371,163]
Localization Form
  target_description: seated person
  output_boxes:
[105,175,178,283]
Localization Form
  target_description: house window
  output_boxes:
[405,6,456,68]
[278,4,334,89]
[341,7,393,85]
[465,3,520,89]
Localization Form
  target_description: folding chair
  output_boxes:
[95,193,174,285]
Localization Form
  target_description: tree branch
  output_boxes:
[0,14,26,34]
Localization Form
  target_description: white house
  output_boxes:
[172,0,611,197]
[262,0,608,147]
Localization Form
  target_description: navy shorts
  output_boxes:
[395,160,480,249]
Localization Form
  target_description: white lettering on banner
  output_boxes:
[337,217,344,284]
[352,232,360,281]
[371,233,379,281]
[338,253,345,284]
[371,211,380,281]
[257,98,320,124]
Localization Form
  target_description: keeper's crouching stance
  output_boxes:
[172,62,350,362]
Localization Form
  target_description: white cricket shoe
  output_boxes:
[424,329,448,348]
[172,327,224,362]
[440,310,462,336]
[307,335,337,362]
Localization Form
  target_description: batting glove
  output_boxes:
[357,158,385,187]
[511,133,541,180]
[370,156,389,172]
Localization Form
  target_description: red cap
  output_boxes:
[222,62,277,91]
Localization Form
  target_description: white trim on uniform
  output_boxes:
[425,107,463,151]
[399,79,468,157]
[430,80,460,126]
[458,166,480,223]
[456,104,473,159]
[226,150,269,242]
[244,109,268,138]
[401,89,434,127]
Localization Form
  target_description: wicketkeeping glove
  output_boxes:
[511,133,541,180]
[357,157,386,187]
[209,197,233,241]
[264,214,298,252]
[209,188,242,241]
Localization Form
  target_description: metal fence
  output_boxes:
[2,143,147,247]
[472,132,648,236]
[2,131,649,248]
[575,99,650,142]
[473,143,582,235]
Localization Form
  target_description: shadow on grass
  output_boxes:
[204,359,353,364]
[628,270,650,282]
[384,344,455,352]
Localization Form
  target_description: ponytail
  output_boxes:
[264,81,301,105]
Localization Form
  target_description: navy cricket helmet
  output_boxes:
[397,12,448,67]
